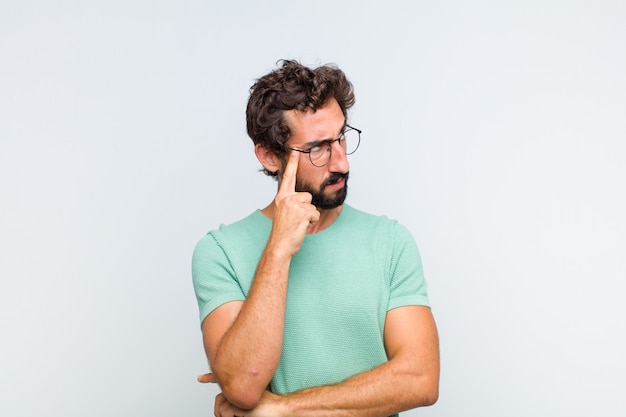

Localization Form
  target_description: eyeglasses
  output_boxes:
[286,125,361,167]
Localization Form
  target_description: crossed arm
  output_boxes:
[201,302,439,417]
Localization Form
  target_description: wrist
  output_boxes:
[272,392,291,417]
[264,239,296,264]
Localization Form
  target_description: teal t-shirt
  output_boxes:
[192,204,430,397]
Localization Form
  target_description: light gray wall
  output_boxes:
[1,1,625,416]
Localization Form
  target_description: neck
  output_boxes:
[261,203,343,234]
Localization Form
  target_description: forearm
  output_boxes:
[210,248,291,407]
[279,353,439,417]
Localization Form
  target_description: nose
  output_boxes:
[327,140,349,173]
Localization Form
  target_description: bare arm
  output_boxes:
[201,252,288,409]
[202,150,319,409]
[211,305,440,417]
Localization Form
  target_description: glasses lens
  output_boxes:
[343,128,360,155]
[309,128,360,167]
[309,144,330,167]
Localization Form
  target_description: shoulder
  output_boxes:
[196,210,268,243]
[342,204,395,225]
[340,205,420,258]
[341,204,409,235]
[193,210,269,257]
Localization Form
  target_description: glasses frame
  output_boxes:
[286,125,361,167]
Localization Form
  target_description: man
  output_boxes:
[192,60,439,417]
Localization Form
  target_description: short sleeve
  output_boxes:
[387,222,430,310]
[191,232,246,325]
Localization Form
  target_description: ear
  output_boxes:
[254,144,282,174]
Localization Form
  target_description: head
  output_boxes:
[246,59,355,178]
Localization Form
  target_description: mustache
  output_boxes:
[322,172,349,189]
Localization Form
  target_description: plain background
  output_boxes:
[1,1,625,416]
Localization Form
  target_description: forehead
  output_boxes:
[284,98,345,146]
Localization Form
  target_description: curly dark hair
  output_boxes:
[246,59,355,177]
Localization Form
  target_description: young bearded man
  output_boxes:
[192,60,439,417]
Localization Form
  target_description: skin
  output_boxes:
[199,98,440,416]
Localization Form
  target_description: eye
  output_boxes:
[309,144,323,153]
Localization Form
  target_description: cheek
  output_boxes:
[298,166,326,184]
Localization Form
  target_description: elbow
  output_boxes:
[210,358,275,409]
[222,386,263,410]
[215,374,266,410]
[417,377,439,407]
[405,373,438,409]
[421,384,439,407]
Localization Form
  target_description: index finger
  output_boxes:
[279,149,299,193]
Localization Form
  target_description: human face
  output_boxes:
[282,98,350,210]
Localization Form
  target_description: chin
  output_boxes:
[312,189,347,210]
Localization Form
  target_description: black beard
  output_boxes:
[296,172,349,210]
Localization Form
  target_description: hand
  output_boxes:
[269,150,319,258]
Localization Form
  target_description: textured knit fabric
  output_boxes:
[192,204,430,406]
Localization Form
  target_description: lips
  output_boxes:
[327,178,344,189]
[324,173,348,190]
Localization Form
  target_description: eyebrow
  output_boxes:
[302,120,348,148]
